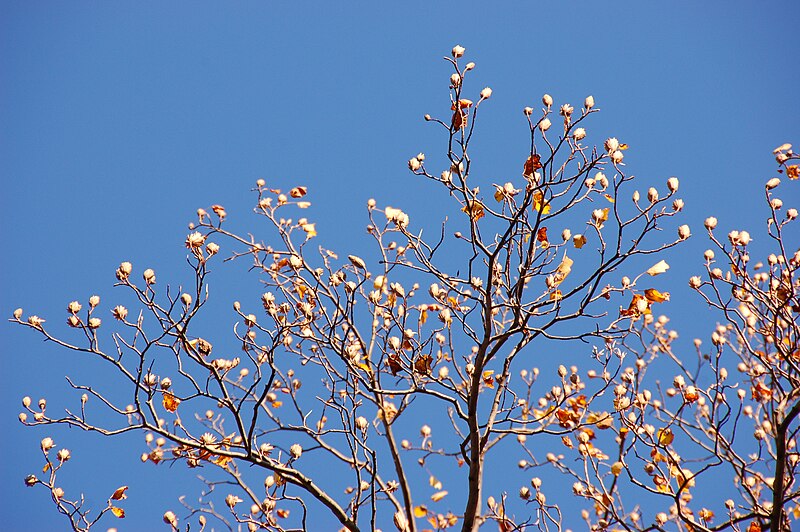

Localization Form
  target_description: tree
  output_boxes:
[10,45,800,532]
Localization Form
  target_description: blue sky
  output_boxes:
[2,2,798,530]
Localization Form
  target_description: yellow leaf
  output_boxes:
[619,143,629,150]
[42,462,51,473]
[646,260,670,276]
[573,234,587,249]
[213,455,233,468]
[604,194,615,203]
[657,428,674,446]
[414,505,428,517]
[494,187,505,202]
[431,490,449,502]
[462,200,485,221]
[549,290,562,301]
[302,223,317,238]
[110,486,129,500]
[644,288,670,303]
[419,309,428,325]
[533,191,551,214]
[428,475,442,490]
[162,392,180,413]
[111,507,125,518]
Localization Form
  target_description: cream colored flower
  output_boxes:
[112,306,128,321]
[451,45,465,58]
[704,217,718,230]
[88,317,102,329]
[539,118,552,132]
[290,443,303,459]
[667,177,679,192]
[573,128,586,141]
[604,137,620,153]
[584,95,595,109]
[67,301,82,314]
[480,87,493,99]
[143,269,156,284]
[542,94,553,107]
[678,225,691,240]
[185,231,205,249]
[41,437,55,452]
[27,316,45,328]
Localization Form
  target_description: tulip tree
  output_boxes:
[11,46,800,532]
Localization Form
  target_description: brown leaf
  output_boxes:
[387,354,403,376]
[523,154,542,178]
[414,354,433,376]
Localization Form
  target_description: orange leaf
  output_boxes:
[213,455,233,468]
[162,392,180,413]
[536,227,548,242]
[111,507,125,519]
[619,143,629,150]
[644,288,670,303]
[451,109,468,130]
[414,505,428,517]
[110,486,129,500]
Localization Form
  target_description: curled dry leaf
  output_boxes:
[111,507,125,518]
[646,260,670,276]
[523,154,542,178]
[414,354,433,376]
[644,288,670,303]
[110,486,129,500]
[431,490,448,502]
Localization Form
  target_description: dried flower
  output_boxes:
[112,306,128,321]
[647,187,659,203]
[539,118,552,132]
[408,157,421,171]
[704,217,718,230]
[480,87,492,99]
[667,177,679,192]
[573,128,586,141]
[451,45,465,58]
[67,301,82,314]
[523,106,534,116]
[604,138,620,153]
[41,437,55,452]
[678,225,691,240]
[206,242,220,255]
[13,308,23,319]
[89,295,100,307]
[27,315,45,328]
[88,317,102,329]
[766,177,780,190]
[290,443,303,459]
[163,511,178,527]
[57,449,71,462]
[584,95,595,109]
[542,94,553,107]
[143,269,156,284]
[185,231,205,249]
[612,150,624,163]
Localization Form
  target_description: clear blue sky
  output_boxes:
[2,2,797,530]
